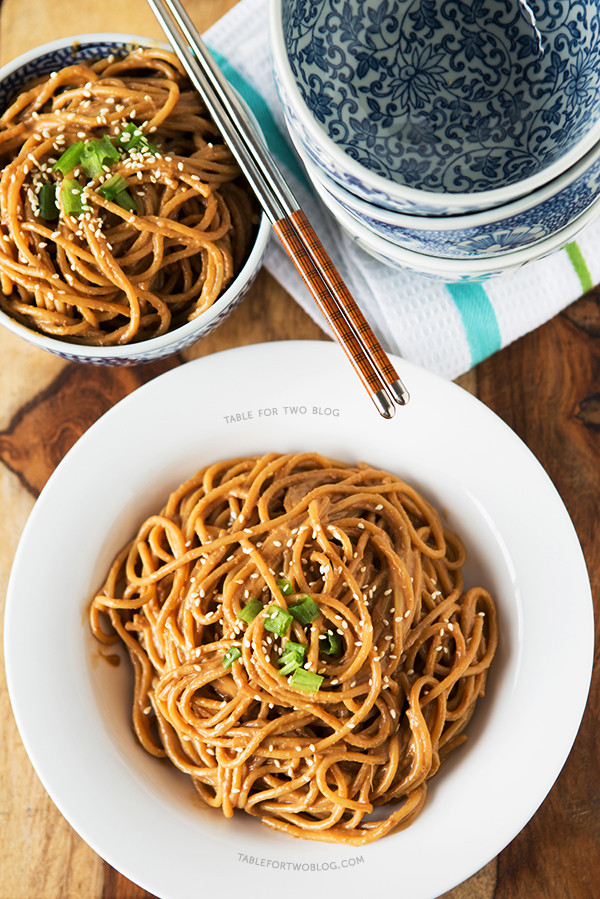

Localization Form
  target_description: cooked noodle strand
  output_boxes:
[0,48,257,344]
[90,453,498,844]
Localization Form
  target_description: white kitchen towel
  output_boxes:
[205,0,600,379]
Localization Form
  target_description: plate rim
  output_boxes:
[4,340,594,899]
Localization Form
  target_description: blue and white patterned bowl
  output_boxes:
[294,130,600,259]
[0,34,271,364]
[270,0,600,215]
[325,175,600,282]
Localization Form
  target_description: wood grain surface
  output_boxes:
[0,2,598,898]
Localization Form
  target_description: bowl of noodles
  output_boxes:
[0,34,271,363]
[4,342,593,899]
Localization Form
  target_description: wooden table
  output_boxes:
[0,2,598,897]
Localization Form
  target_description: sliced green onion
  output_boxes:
[319,630,343,656]
[98,173,130,201]
[263,604,293,637]
[280,640,306,662]
[279,657,300,676]
[278,640,306,675]
[98,173,138,212]
[288,596,320,626]
[279,656,304,676]
[222,646,242,669]
[289,667,324,693]
[60,178,85,216]
[117,122,158,154]
[53,140,85,175]
[114,189,138,212]
[276,577,294,597]
[236,598,263,624]
[38,182,58,220]
[80,135,120,178]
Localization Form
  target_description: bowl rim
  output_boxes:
[269,0,600,214]
[326,175,600,275]
[0,32,271,360]
[299,132,600,233]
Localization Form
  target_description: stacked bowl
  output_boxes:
[269,0,600,281]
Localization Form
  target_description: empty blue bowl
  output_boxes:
[294,129,600,259]
[271,0,600,214]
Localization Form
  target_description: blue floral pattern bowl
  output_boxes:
[0,34,270,364]
[325,180,600,282]
[271,0,600,215]
[293,129,600,259]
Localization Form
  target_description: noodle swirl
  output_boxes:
[90,452,498,844]
[0,48,258,344]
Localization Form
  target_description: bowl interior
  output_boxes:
[0,35,270,362]
[282,0,600,195]
[5,344,594,899]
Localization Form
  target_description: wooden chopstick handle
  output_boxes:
[273,214,395,418]
[282,210,408,405]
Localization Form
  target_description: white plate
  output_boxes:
[4,341,593,899]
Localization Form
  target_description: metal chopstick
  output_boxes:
[145,0,409,417]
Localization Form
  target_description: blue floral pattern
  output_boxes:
[318,147,600,257]
[5,276,258,365]
[0,39,143,110]
[281,0,600,198]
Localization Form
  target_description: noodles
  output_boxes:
[0,47,258,344]
[90,452,498,844]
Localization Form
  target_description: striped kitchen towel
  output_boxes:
[205,0,600,380]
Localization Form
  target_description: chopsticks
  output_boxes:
[145,0,410,418]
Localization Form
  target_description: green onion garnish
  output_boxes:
[280,640,306,662]
[278,640,306,675]
[60,178,85,216]
[38,182,58,220]
[276,577,294,596]
[263,604,293,637]
[288,596,320,626]
[279,657,301,676]
[114,189,138,212]
[53,141,85,175]
[117,122,159,154]
[319,630,342,656]
[236,598,263,624]
[289,667,324,693]
[222,646,242,669]
[98,173,130,201]
[80,135,120,178]
[98,173,138,212]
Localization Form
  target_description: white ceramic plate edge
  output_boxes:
[4,341,594,899]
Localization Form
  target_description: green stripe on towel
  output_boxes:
[565,242,593,294]
[446,282,502,366]
[206,46,310,191]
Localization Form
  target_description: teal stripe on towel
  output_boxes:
[206,46,310,191]
[446,282,502,366]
